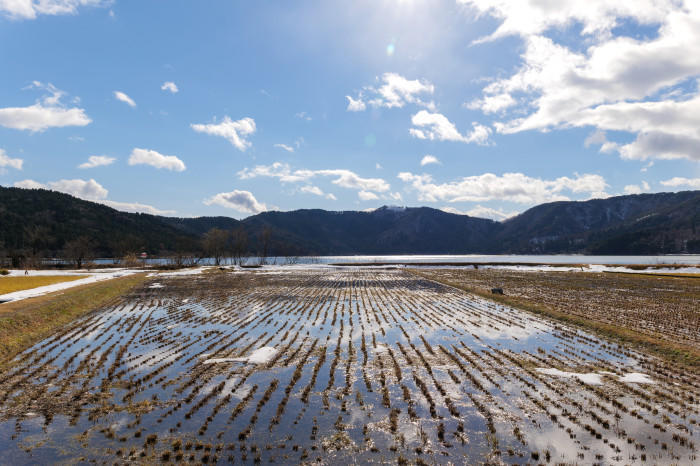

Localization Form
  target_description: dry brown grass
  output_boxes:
[0,275,84,294]
[0,273,147,366]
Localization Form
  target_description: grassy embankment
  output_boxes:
[410,269,700,369]
[0,275,84,294]
[0,273,148,366]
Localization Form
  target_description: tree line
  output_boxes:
[0,225,292,269]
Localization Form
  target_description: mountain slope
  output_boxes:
[496,191,700,253]
[0,187,199,259]
[240,206,499,255]
[1,185,699,257]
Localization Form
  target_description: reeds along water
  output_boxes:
[0,269,697,464]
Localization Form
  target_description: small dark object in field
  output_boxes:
[491,288,504,295]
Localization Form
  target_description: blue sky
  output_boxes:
[1,0,700,220]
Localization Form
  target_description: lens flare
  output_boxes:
[386,43,395,56]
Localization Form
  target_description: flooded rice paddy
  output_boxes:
[0,269,697,464]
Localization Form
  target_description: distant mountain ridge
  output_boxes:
[1,185,699,259]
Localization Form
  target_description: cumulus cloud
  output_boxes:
[78,155,115,169]
[128,148,185,171]
[464,1,700,163]
[204,190,267,214]
[398,171,608,204]
[623,181,650,195]
[14,178,108,200]
[420,155,440,166]
[460,0,673,43]
[274,143,295,153]
[440,205,519,221]
[0,82,91,132]
[238,162,390,193]
[101,200,175,215]
[114,91,136,107]
[0,149,23,172]
[410,111,491,144]
[345,95,366,112]
[0,0,108,20]
[12,177,172,214]
[191,116,256,151]
[299,185,337,200]
[660,177,700,189]
[13,179,45,189]
[347,73,435,111]
[358,190,379,201]
[161,81,178,93]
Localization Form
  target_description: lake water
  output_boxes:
[88,254,700,266]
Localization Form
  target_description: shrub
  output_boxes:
[0,269,9,276]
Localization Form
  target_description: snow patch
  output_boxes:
[618,372,655,384]
[148,283,164,288]
[149,267,208,277]
[204,347,278,365]
[537,368,603,385]
[0,269,141,303]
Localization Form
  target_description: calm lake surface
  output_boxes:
[91,254,700,266]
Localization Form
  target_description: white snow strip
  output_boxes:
[0,270,139,304]
[203,347,278,365]
[203,358,238,365]
[148,267,208,277]
[618,372,655,384]
[148,283,164,288]
[537,368,603,385]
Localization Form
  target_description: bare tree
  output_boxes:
[257,226,272,265]
[63,236,94,269]
[231,227,248,265]
[203,228,229,266]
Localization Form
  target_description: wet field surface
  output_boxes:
[0,269,697,464]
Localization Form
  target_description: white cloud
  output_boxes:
[0,0,108,20]
[300,185,337,200]
[274,143,295,153]
[398,171,608,204]
[660,177,700,189]
[295,111,312,121]
[48,178,108,199]
[440,205,519,221]
[346,95,366,112]
[0,149,23,171]
[114,91,136,107]
[204,190,267,214]
[300,185,323,196]
[420,154,440,166]
[128,148,185,172]
[161,81,178,93]
[13,179,45,189]
[461,0,673,43]
[410,110,491,144]
[0,82,91,132]
[623,181,650,195]
[191,116,256,151]
[347,73,435,111]
[101,200,175,215]
[238,162,390,192]
[78,155,115,169]
[464,1,700,163]
[358,190,379,201]
[14,178,108,200]
[12,177,172,214]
